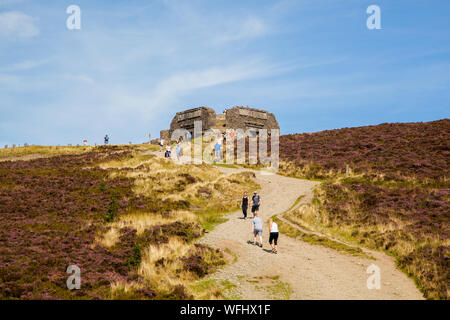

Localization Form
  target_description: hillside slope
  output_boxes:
[278,119,449,299]
[280,119,449,180]
[0,145,258,299]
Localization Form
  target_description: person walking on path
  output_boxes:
[241,192,248,219]
[251,191,261,217]
[268,218,279,254]
[104,134,109,145]
[165,144,171,158]
[251,211,263,247]
[214,140,221,162]
[176,142,182,161]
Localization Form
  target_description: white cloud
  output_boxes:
[62,74,95,85]
[0,11,39,38]
[147,61,279,110]
[0,73,21,86]
[101,59,283,121]
[0,0,25,7]
[0,59,48,72]
[213,17,268,44]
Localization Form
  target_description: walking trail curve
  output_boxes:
[147,150,422,299]
[197,166,423,300]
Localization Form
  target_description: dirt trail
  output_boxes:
[149,151,423,299]
[198,166,423,300]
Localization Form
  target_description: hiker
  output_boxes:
[214,140,221,161]
[165,144,171,158]
[104,134,109,145]
[241,192,248,219]
[268,218,279,254]
[251,191,261,217]
[251,210,263,247]
[176,142,182,160]
[159,138,164,152]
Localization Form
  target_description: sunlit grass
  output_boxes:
[92,148,260,299]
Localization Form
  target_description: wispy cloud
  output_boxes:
[0,59,48,72]
[105,60,284,118]
[62,74,95,85]
[0,11,39,38]
[213,17,269,44]
[0,0,25,7]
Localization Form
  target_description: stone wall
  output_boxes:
[163,106,279,140]
[160,130,170,141]
[169,107,216,137]
[225,106,279,132]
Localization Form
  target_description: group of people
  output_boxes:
[159,132,226,162]
[241,191,279,254]
[160,138,183,160]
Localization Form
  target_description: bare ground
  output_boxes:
[197,166,423,300]
[146,150,423,299]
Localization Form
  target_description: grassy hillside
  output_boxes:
[279,119,449,299]
[0,145,258,299]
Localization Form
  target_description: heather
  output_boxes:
[0,145,258,299]
[278,119,449,299]
[279,119,449,180]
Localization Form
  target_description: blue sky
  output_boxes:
[0,0,449,145]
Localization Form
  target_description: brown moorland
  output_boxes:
[0,145,258,299]
[278,119,449,299]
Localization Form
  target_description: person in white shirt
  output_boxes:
[268,218,279,254]
[165,144,171,158]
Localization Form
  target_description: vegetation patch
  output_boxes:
[190,279,239,300]
[0,145,259,299]
[278,119,449,299]
[273,216,373,259]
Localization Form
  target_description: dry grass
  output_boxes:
[95,210,198,248]
[92,148,259,299]
[101,151,258,231]
[135,237,225,299]
[281,174,449,299]
[0,145,96,161]
[139,238,193,283]
[109,281,144,300]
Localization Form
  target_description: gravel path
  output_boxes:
[198,166,423,300]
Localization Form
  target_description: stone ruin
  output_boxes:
[160,106,279,141]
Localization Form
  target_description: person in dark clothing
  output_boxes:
[251,191,261,217]
[241,192,248,219]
